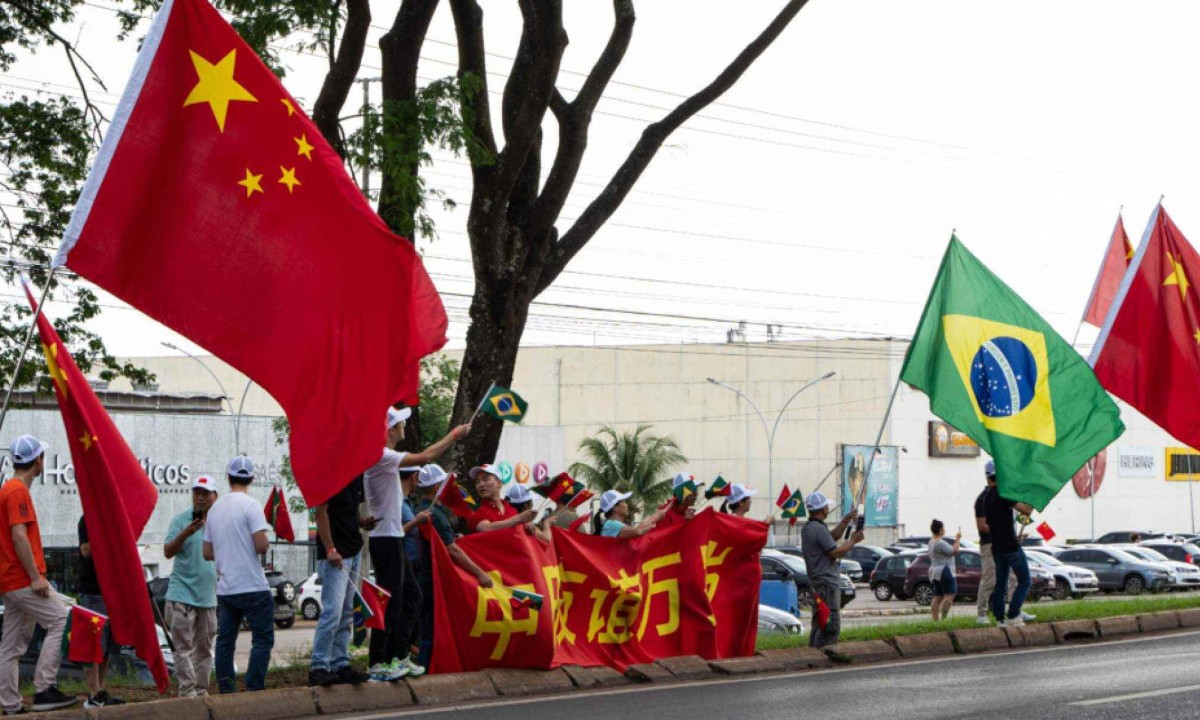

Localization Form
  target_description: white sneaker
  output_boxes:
[1004,616,1025,628]
[367,663,390,682]
[976,616,991,626]
[399,656,426,677]
[1021,612,1037,622]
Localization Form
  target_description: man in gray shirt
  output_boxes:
[800,491,864,648]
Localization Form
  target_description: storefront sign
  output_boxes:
[1117,446,1157,478]
[928,421,981,458]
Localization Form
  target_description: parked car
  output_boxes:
[1025,546,1062,558]
[760,549,856,608]
[298,572,322,620]
[1141,540,1200,567]
[903,550,1054,606]
[869,553,917,601]
[772,547,863,582]
[757,604,803,635]
[1094,531,1170,544]
[1025,551,1099,600]
[266,570,298,628]
[845,545,893,580]
[1056,546,1173,594]
[1121,546,1200,590]
[1021,537,1047,547]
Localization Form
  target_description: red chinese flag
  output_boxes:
[1036,521,1056,542]
[51,0,447,507]
[64,606,108,666]
[545,474,576,504]
[360,578,391,631]
[775,484,792,509]
[264,486,295,543]
[813,592,831,630]
[23,284,169,693]
[566,488,594,509]
[1091,206,1200,448]
[1082,213,1134,327]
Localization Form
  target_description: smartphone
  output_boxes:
[855,514,866,533]
[192,508,204,523]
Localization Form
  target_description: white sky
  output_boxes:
[5,0,1200,357]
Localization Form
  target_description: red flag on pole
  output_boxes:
[264,486,295,543]
[50,0,447,507]
[1082,213,1134,327]
[1035,521,1056,542]
[436,473,479,519]
[360,577,391,631]
[775,484,792,509]
[23,282,169,693]
[62,606,108,666]
[1091,206,1200,448]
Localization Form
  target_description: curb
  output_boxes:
[823,640,900,664]
[708,656,785,676]
[950,627,1009,654]
[652,655,714,682]
[313,682,414,715]
[561,664,631,688]
[485,668,575,697]
[757,647,833,670]
[1050,619,1099,643]
[407,671,498,705]
[1138,610,1181,633]
[86,697,208,720]
[1096,615,1139,638]
[891,632,956,659]
[207,688,315,720]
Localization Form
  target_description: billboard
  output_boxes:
[928,420,981,458]
[841,445,899,527]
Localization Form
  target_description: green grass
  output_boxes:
[756,592,1200,650]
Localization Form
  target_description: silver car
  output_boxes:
[1122,546,1200,589]
[1056,546,1173,594]
[1026,551,1099,600]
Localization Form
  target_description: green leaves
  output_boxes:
[569,424,686,518]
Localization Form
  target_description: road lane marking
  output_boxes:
[1070,683,1200,707]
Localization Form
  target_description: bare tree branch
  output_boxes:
[538,0,810,292]
[311,0,370,156]
[447,0,498,162]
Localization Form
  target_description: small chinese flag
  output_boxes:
[568,512,591,533]
[1082,213,1134,327]
[264,486,295,543]
[537,473,576,504]
[360,578,390,631]
[437,473,479,519]
[61,606,107,665]
[566,488,594,509]
[776,484,792,509]
[1036,521,1056,542]
[812,592,831,630]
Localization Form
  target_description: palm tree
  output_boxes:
[569,425,687,517]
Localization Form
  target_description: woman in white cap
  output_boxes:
[719,484,758,517]
[504,484,550,543]
[466,464,536,533]
[591,490,666,539]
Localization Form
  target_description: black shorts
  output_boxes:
[931,565,958,597]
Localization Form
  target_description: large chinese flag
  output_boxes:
[1082,213,1134,327]
[52,0,447,506]
[1090,205,1200,447]
[22,284,169,693]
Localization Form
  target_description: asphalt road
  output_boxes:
[362,631,1200,720]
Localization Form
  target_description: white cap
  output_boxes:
[418,464,447,488]
[729,484,758,506]
[387,407,412,429]
[469,464,501,482]
[227,456,255,479]
[805,491,834,512]
[505,483,534,505]
[599,490,632,513]
[192,475,218,493]
[9,435,47,464]
[672,472,694,489]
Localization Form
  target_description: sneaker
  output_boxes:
[399,656,426,677]
[1004,616,1025,628]
[1021,611,1037,622]
[31,687,77,712]
[308,668,338,687]
[4,707,27,715]
[975,616,991,626]
[336,666,371,686]
[367,663,390,682]
[84,690,126,708]
[375,660,409,682]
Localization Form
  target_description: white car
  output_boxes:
[298,572,322,620]
[1026,552,1099,600]
[1122,546,1200,589]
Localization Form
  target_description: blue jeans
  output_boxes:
[216,591,275,693]
[991,549,1031,621]
[311,553,360,672]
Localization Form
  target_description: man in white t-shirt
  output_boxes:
[203,456,273,693]
[364,406,470,680]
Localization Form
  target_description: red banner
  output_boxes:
[429,510,766,673]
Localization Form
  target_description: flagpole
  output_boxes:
[842,375,902,541]
[473,381,496,419]
[0,271,55,435]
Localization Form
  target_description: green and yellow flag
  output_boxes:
[479,384,528,423]
[900,237,1124,510]
[779,490,806,519]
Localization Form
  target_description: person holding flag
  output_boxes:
[412,465,493,669]
[720,484,758,518]
[0,436,77,713]
[505,484,551,543]
[983,474,1036,628]
[163,475,219,697]
[800,492,863,649]
[77,517,125,707]
[662,472,701,524]
[592,491,667,538]
[467,464,536,533]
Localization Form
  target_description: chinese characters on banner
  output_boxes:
[428,511,767,673]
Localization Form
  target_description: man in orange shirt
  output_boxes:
[0,436,76,713]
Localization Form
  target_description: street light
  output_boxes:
[706,371,837,528]
[161,342,244,452]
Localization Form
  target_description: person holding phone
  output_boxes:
[163,475,219,697]
[927,520,960,621]
[800,491,864,649]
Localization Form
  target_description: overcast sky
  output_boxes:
[5,0,1200,357]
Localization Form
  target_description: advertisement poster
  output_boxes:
[841,445,899,527]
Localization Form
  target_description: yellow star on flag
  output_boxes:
[294,134,314,161]
[183,49,258,132]
[79,431,98,451]
[42,343,69,397]
[278,166,301,194]
[237,169,264,198]
[1194,328,1200,345]
[281,98,296,116]
[1164,252,1190,301]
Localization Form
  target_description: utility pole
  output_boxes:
[358,77,382,198]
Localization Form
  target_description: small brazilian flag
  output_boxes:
[901,237,1124,511]
[480,384,528,423]
[509,588,544,610]
[779,490,806,519]
[705,475,731,500]
[673,477,698,503]
[351,587,374,647]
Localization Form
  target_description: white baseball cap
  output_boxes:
[192,475,218,493]
[672,472,695,489]
[387,406,412,429]
[227,455,255,479]
[9,435,47,464]
[505,483,534,505]
[417,464,447,488]
[469,464,501,482]
[805,491,834,512]
[599,490,632,513]
[729,484,758,506]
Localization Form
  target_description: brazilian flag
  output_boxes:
[705,475,731,500]
[480,384,528,423]
[901,237,1124,510]
[779,490,806,519]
